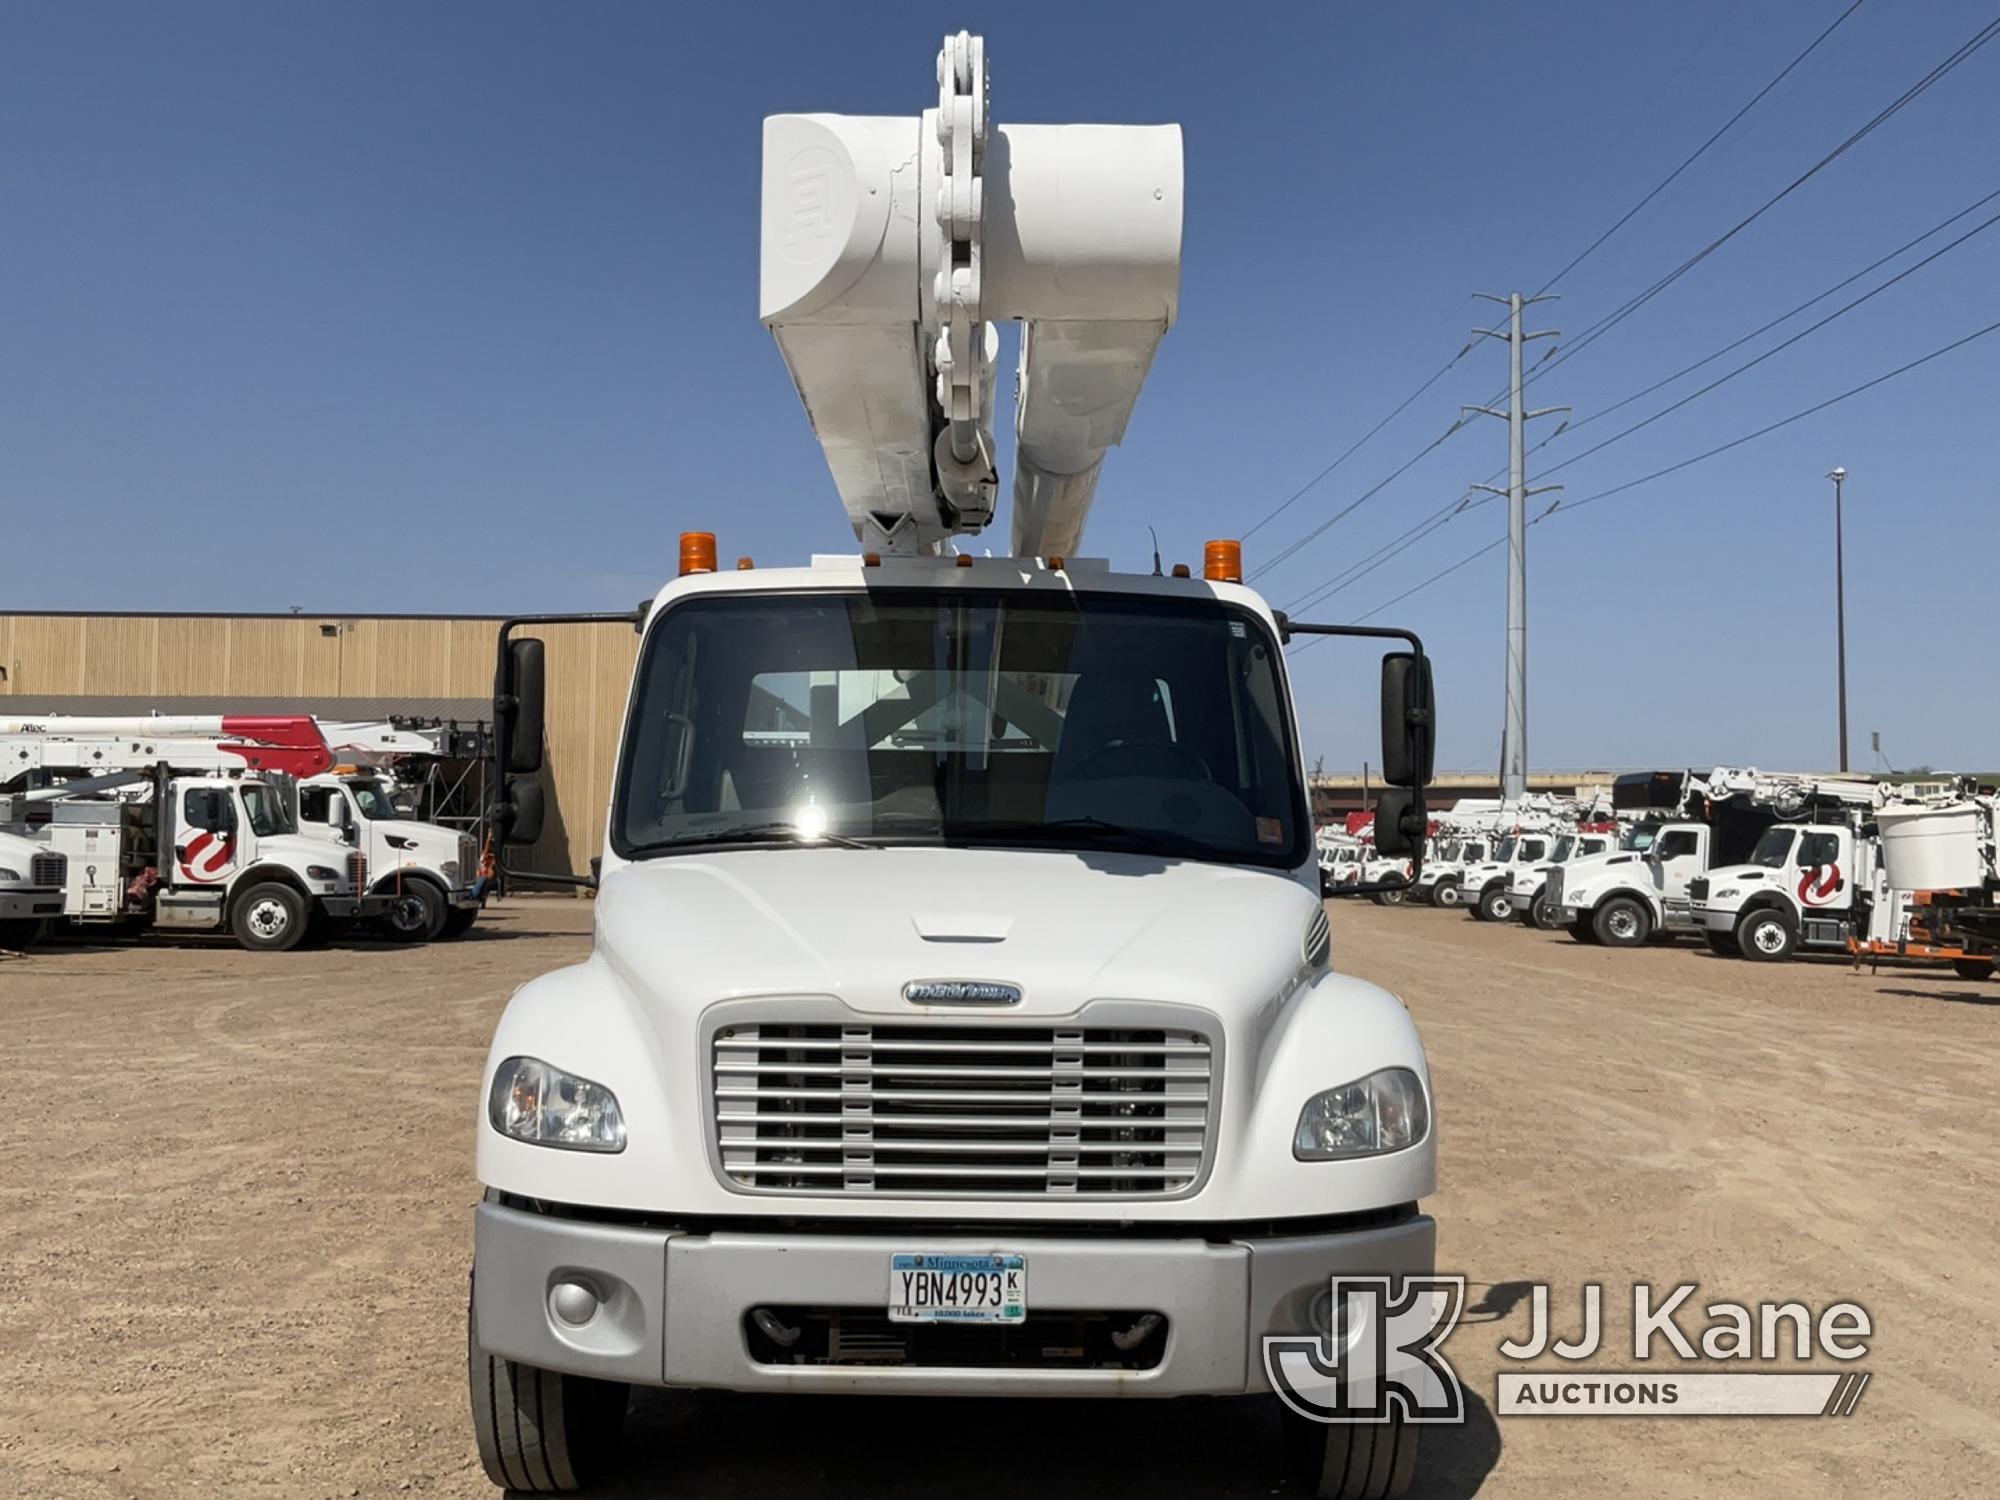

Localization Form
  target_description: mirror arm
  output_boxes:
[1273,614,1426,657]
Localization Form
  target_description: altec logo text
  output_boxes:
[1265,1280,1874,1422]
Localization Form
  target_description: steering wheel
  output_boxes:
[1067,739,1213,782]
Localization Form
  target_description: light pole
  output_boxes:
[1827,466,1849,773]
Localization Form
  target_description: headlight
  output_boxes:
[306,865,341,880]
[0,867,22,882]
[440,860,460,884]
[1294,1067,1429,1160]
[488,1056,626,1152]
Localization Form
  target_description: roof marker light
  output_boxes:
[954,554,974,568]
[736,557,755,571]
[1171,563,1191,579]
[1203,539,1243,583]
[679,532,718,576]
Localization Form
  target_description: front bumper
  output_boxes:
[471,1199,1435,1397]
[321,893,393,920]
[0,889,63,920]
[1691,905,1737,932]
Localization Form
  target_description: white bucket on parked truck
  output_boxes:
[1875,802,1987,891]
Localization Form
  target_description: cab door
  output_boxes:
[297,783,352,847]
[1651,825,1706,921]
[173,783,241,886]
[1792,827,1854,945]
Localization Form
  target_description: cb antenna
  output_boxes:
[1148,527,1162,576]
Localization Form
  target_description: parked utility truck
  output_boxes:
[1551,767,1881,950]
[1868,785,2000,979]
[294,768,482,941]
[0,826,66,947]
[0,716,385,951]
[1507,826,1616,929]
[464,36,1441,1500]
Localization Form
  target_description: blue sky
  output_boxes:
[4,1,1996,773]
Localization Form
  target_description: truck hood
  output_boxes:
[1699,865,1776,886]
[258,833,358,871]
[591,846,1322,1025]
[371,819,464,864]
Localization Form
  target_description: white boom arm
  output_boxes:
[760,32,1182,557]
[1701,766,1878,816]
[0,715,335,782]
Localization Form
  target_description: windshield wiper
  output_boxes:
[951,816,1205,858]
[631,822,880,854]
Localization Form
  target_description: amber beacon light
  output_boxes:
[678,532,718,576]
[1203,539,1243,583]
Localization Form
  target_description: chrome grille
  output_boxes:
[1304,908,1331,969]
[31,853,66,888]
[458,835,478,879]
[1546,869,1565,909]
[347,852,367,892]
[713,1022,1213,1198]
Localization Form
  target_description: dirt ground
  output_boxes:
[2,897,1996,1499]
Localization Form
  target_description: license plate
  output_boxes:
[888,1253,1027,1324]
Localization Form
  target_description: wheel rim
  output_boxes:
[1491,897,1513,920]
[247,898,289,938]
[388,893,428,933]
[1437,887,1458,906]
[1607,909,1637,940]
[1751,920,1786,954]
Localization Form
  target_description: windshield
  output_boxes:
[1461,841,1485,863]
[1749,827,1797,868]
[1493,836,1517,863]
[613,589,1307,867]
[348,779,400,821]
[240,781,295,838]
[1550,835,1575,862]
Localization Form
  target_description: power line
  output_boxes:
[1289,316,2000,644]
[1564,185,2000,435]
[1531,0,1868,297]
[1257,8,1999,590]
[1241,339,1475,541]
[1537,204,2000,480]
[1520,11,2000,393]
[1284,187,2000,615]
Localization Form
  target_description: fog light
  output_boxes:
[550,1280,599,1327]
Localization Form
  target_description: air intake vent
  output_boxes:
[31,853,66,887]
[713,1021,1213,1199]
[1303,908,1331,969]
[347,852,367,892]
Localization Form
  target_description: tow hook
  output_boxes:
[751,1307,801,1347]
[1111,1312,1164,1351]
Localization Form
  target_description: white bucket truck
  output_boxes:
[0,826,66,948]
[1868,784,2000,979]
[294,769,482,941]
[1506,825,1617,929]
[0,715,385,951]
[1551,768,1882,950]
[463,36,1443,1500]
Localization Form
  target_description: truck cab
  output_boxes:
[468,556,1441,1499]
[1550,821,1708,946]
[295,771,481,941]
[1457,830,1555,922]
[1413,836,1485,907]
[1506,830,1615,929]
[0,827,66,948]
[1688,822,1898,961]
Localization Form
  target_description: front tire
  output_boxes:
[1282,1405,1418,1499]
[1736,907,1797,962]
[1703,930,1740,957]
[1952,956,1996,981]
[231,882,308,953]
[1433,883,1462,909]
[1475,885,1514,923]
[1529,891,1561,930]
[1593,895,1652,948]
[441,905,480,941]
[1371,887,1406,907]
[0,917,47,950]
[469,1290,627,1492]
[380,879,448,943]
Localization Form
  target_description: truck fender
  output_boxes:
[474,957,681,1211]
[370,868,448,899]
[227,863,314,907]
[1587,885,1663,922]
[1233,971,1438,1212]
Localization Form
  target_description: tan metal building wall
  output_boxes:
[0,613,640,878]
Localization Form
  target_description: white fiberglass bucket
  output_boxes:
[1875,803,1988,891]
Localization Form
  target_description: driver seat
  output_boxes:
[1051,671,1170,780]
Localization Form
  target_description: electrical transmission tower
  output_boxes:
[1467,292,1566,801]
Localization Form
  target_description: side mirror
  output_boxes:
[1380,652,1435,789]
[502,637,547,775]
[1372,787,1423,858]
[501,777,545,846]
